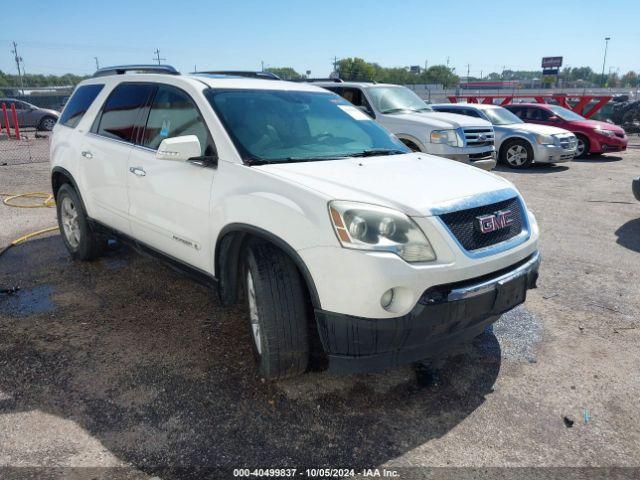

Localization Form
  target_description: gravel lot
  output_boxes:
[0,137,639,479]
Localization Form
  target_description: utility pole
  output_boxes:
[261,60,264,72]
[600,36,610,87]
[446,56,450,68]
[11,41,24,95]
[424,59,428,71]
[480,69,483,80]
[94,57,100,70]
[466,63,470,83]
[153,48,166,65]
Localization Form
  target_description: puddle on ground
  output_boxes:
[477,305,541,363]
[0,284,56,317]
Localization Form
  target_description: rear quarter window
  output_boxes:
[59,84,104,128]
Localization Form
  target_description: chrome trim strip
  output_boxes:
[429,188,518,216]
[447,251,540,301]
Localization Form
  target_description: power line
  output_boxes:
[11,41,25,93]
[153,48,166,65]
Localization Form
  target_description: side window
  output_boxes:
[462,108,482,118]
[141,85,214,157]
[94,83,155,143]
[509,107,524,119]
[60,84,104,128]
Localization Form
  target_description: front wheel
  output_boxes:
[38,116,57,131]
[575,135,590,158]
[244,241,310,379]
[56,184,103,261]
[501,139,533,168]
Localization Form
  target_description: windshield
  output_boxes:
[206,89,408,163]
[548,105,585,121]
[483,107,523,125]
[367,86,433,114]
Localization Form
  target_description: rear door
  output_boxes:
[81,83,155,234]
[127,84,217,270]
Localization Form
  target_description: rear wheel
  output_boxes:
[501,139,533,168]
[575,135,590,158]
[243,241,309,379]
[56,184,103,261]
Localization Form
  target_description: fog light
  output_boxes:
[381,288,395,309]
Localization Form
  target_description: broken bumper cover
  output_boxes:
[316,251,540,374]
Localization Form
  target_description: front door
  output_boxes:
[80,83,155,234]
[127,84,216,271]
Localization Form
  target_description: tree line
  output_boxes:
[1,60,637,89]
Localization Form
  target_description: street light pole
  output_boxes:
[600,36,610,87]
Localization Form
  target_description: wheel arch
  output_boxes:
[499,135,535,161]
[51,167,89,211]
[396,134,427,152]
[214,223,321,310]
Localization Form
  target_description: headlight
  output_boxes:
[430,129,459,146]
[535,133,555,145]
[595,127,615,137]
[328,201,436,263]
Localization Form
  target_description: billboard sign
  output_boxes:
[541,56,563,68]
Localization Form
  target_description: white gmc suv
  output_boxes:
[313,81,497,170]
[50,65,540,379]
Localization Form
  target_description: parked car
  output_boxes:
[504,103,628,158]
[312,81,496,170]
[0,98,59,131]
[51,65,539,379]
[431,103,577,168]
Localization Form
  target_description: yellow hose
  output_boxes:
[0,192,58,258]
[1,192,55,208]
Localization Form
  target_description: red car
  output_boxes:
[504,103,628,158]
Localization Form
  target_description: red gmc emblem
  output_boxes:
[476,209,514,234]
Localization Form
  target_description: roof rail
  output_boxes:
[297,77,344,83]
[195,70,281,80]
[92,64,180,78]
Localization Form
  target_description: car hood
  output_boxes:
[40,108,60,116]
[506,123,574,136]
[570,118,625,133]
[257,153,515,217]
[385,111,492,129]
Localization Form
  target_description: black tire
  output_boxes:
[56,184,103,261]
[38,116,57,131]
[401,139,421,152]
[500,139,534,169]
[243,240,309,379]
[575,134,590,159]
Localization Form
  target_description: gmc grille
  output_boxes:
[439,197,524,251]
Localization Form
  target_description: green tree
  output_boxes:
[336,58,376,81]
[266,67,303,80]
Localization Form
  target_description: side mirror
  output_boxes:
[156,135,201,161]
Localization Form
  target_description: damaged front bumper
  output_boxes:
[316,251,540,374]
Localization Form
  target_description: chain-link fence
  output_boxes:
[0,127,50,166]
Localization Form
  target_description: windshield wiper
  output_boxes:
[345,148,407,158]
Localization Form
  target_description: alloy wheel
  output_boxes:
[506,144,529,166]
[61,196,81,249]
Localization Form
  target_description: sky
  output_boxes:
[2,0,639,78]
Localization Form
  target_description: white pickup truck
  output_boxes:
[313,81,496,170]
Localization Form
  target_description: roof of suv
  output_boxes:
[432,103,505,110]
[311,81,399,89]
[79,66,328,93]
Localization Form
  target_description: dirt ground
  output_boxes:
[0,137,639,479]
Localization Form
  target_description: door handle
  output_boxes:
[81,150,93,159]
[129,167,146,177]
